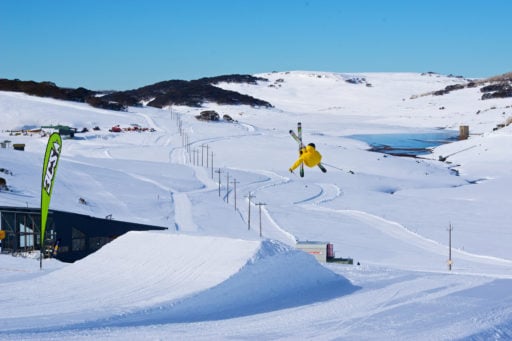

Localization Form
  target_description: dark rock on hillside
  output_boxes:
[345,77,366,84]
[480,82,512,100]
[0,74,272,112]
[0,79,127,111]
[445,84,465,92]
[433,89,450,96]
[429,72,512,99]
[433,83,465,96]
[102,74,272,109]
[480,83,510,93]
[0,79,70,100]
[223,114,236,122]
[481,88,512,100]
[196,110,220,121]
[197,74,268,85]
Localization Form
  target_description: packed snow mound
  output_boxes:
[0,232,356,333]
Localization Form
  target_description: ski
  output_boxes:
[289,130,301,144]
[297,122,304,177]
[317,163,327,173]
[289,129,304,176]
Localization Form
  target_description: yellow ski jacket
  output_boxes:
[289,144,322,171]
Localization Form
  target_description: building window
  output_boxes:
[89,236,110,251]
[71,227,86,251]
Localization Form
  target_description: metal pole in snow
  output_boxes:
[211,152,214,178]
[215,168,222,197]
[256,202,267,237]
[206,145,209,168]
[448,223,453,271]
[246,193,255,230]
[231,179,239,210]
[226,172,229,203]
[201,144,206,166]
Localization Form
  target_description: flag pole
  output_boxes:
[40,133,62,269]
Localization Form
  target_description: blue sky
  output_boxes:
[1,0,511,90]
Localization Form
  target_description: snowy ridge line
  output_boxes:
[258,203,297,244]
[344,210,512,267]
[308,205,447,254]
[306,205,512,269]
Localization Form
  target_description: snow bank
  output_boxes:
[0,232,355,333]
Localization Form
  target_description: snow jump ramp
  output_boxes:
[1,231,357,332]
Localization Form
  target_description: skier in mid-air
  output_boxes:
[289,142,324,173]
[289,122,327,177]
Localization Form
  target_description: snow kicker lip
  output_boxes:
[0,232,358,333]
[102,239,359,326]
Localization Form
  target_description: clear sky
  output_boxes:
[1,0,511,90]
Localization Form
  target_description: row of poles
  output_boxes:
[170,107,267,237]
[214,169,267,237]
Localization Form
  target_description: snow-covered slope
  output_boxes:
[0,232,355,332]
[1,71,512,339]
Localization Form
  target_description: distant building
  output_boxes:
[296,240,353,264]
[0,206,166,262]
[296,241,329,262]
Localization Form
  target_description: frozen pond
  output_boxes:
[349,130,459,156]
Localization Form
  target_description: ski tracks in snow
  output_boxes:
[292,183,342,205]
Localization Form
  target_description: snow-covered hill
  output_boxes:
[1,71,512,340]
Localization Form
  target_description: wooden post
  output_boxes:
[459,125,469,140]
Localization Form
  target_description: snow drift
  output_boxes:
[0,232,356,334]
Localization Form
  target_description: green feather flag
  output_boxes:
[40,133,62,268]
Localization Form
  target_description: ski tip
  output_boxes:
[289,129,293,133]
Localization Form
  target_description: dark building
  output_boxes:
[0,206,166,262]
